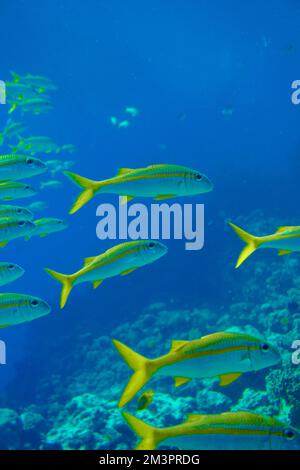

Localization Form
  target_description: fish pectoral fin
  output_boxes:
[174,376,191,388]
[117,168,135,176]
[121,196,135,205]
[170,340,188,352]
[93,280,103,289]
[278,250,292,256]
[154,194,176,200]
[120,268,137,276]
[219,373,242,387]
[39,233,48,237]
[0,241,8,248]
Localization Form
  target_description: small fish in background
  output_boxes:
[0,204,33,221]
[64,164,213,214]
[27,201,48,213]
[45,240,168,309]
[58,144,77,154]
[118,120,130,129]
[0,293,51,328]
[125,106,139,117]
[122,411,300,450]
[0,155,47,181]
[46,159,74,176]
[5,82,40,102]
[0,217,35,247]
[137,390,154,411]
[110,116,118,126]
[0,181,37,201]
[10,71,57,93]
[40,180,63,190]
[222,105,234,116]
[0,120,27,146]
[26,218,67,240]
[11,136,59,155]
[230,223,300,268]
[9,97,53,115]
[0,262,24,286]
[112,331,281,408]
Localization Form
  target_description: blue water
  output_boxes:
[0,0,300,450]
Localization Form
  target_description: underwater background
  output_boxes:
[0,0,299,450]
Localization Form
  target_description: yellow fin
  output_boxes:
[117,168,135,176]
[120,267,137,276]
[0,325,10,328]
[121,196,135,205]
[154,194,176,200]
[229,223,260,268]
[174,376,191,388]
[122,412,157,451]
[0,241,8,248]
[44,268,73,309]
[219,373,242,386]
[93,280,103,289]
[83,256,97,267]
[186,414,206,423]
[276,226,297,234]
[170,340,188,352]
[278,250,292,256]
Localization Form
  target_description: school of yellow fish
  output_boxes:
[0,71,299,450]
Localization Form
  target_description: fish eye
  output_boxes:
[260,343,270,352]
[284,429,295,440]
[26,158,34,165]
[31,299,39,307]
[8,264,14,270]
[149,242,155,248]
[16,208,22,214]
[25,185,31,190]
[195,173,202,181]
[18,221,25,226]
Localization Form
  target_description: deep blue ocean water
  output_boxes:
[0,0,300,450]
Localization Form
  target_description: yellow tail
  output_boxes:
[229,223,261,268]
[122,412,159,450]
[45,268,73,309]
[64,171,102,214]
[112,339,156,408]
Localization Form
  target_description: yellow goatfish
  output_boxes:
[64,164,213,214]
[45,240,167,309]
[230,222,300,268]
[112,332,280,408]
[122,411,300,450]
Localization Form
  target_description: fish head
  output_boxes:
[136,240,168,265]
[15,219,35,236]
[248,338,281,371]
[3,263,24,282]
[186,169,214,195]
[271,424,300,450]
[22,184,37,197]
[25,295,51,320]
[47,218,68,232]
[15,206,34,221]
[25,156,48,175]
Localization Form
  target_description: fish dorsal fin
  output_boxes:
[117,168,135,176]
[83,256,97,267]
[276,226,300,234]
[174,376,191,388]
[120,267,137,276]
[170,340,188,352]
[93,280,103,289]
[219,373,242,387]
[186,414,206,423]
[278,250,292,256]
[120,196,135,205]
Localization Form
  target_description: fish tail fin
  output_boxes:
[64,171,101,214]
[112,339,155,408]
[8,103,17,114]
[44,268,73,309]
[229,222,261,268]
[122,412,159,450]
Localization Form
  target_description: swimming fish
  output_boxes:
[9,97,53,115]
[26,217,67,239]
[0,262,24,287]
[0,181,37,201]
[137,390,154,411]
[0,120,27,146]
[125,107,139,117]
[0,218,35,247]
[10,136,59,155]
[27,201,48,213]
[0,293,51,327]
[230,222,300,268]
[65,164,213,214]
[112,331,281,408]
[0,155,47,181]
[11,72,57,93]
[118,120,130,129]
[58,144,77,154]
[0,204,34,221]
[46,159,74,176]
[122,411,300,450]
[40,179,63,190]
[45,240,168,309]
